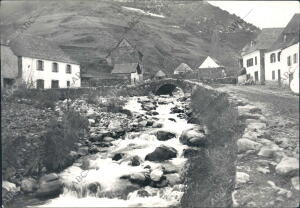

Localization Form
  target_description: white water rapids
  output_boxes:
[38,95,195,207]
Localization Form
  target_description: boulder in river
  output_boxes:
[145,145,177,162]
[128,156,142,166]
[152,122,163,128]
[170,106,184,114]
[129,173,150,186]
[179,126,208,147]
[150,169,164,182]
[21,177,37,193]
[166,173,182,186]
[87,182,101,194]
[275,157,299,177]
[112,153,126,161]
[36,173,62,198]
[156,131,176,141]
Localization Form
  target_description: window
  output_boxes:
[36,79,44,89]
[270,53,276,63]
[67,81,70,87]
[66,65,72,74]
[287,56,291,66]
[255,56,257,65]
[293,53,298,63]
[51,80,59,88]
[52,63,58,72]
[37,60,44,71]
[283,34,287,42]
[246,58,253,67]
[277,52,281,61]
[272,71,275,80]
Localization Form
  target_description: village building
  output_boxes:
[241,28,283,84]
[107,38,143,84]
[111,63,143,85]
[198,56,223,69]
[264,14,299,88]
[154,70,166,79]
[1,35,81,89]
[174,63,193,75]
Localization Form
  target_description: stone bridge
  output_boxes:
[120,78,210,96]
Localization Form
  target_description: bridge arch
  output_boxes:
[151,79,195,95]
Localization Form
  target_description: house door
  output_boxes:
[51,80,59,88]
[278,70,281,87]
[289,73,293,85]
[254,71,259,82]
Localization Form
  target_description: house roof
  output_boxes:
[9,34,79,64]
[155,70,166,77]
[111,63,139,74]
[197,56,207,66]
[241,28,284,55]
[174,63,193,73]
[269,13,300,51]
[106,38,143,58]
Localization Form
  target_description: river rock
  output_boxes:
[275,157,299,176]
[145,145,177,161]
[89,145,101,154]
[162,163,178,174]
[291,176,300,191]
[179,126,208,147]
[150,169,164,182]
[128,156,142,166]
[183,148,201,158]
[257,145,280,158]
[108,120,122,130]
[2,181,19,193]
[247,122,267,131]
[237,138,262,153]
[21,178,37,193]
[78,146,89,156]
[137,189,150,197]
[129,173,148,186]
[39,173,59,183]
[152,176,168,188]
[156,131,176,141]
[152,122,163,128]
[36,179,63,198]
[87,182,101,194]
[274,137,291,149]
[112,153,126,161]
[103,137,114,142]
[170,106,184,114]
[168,118,176,122]
[236,172,250,185]
[166,173,181,186]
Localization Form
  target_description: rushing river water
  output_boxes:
[18,95,195,207]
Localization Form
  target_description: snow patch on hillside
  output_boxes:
[122,6,165,18]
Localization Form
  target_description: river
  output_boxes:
[13,94,195,207]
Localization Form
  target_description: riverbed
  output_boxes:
[14,94,195,207]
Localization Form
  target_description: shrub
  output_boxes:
[42,110,88,172]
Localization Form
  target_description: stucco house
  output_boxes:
[1,35,81,89]
[108,38,143,84]
[174,63,193,75]
[264,14,299,89]
[241,28,283,84]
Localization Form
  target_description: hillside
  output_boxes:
[0,0,260,76]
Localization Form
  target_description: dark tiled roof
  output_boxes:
[111,63,139,74]
[269,13,300,51]
[241,28,284,55]
[9,34,79,64]
[174,63,193,73]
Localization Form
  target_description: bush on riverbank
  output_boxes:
[43,110,89,172]
[181,86,243,207]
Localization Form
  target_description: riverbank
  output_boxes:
[218,85,299,207]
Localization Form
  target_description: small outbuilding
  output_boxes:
[111,62,143,85]
[174,63,193,75]
[154,70,166,79]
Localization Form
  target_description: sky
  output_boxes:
[208,1,300,29]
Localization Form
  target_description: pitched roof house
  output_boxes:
[174,63,193,74]
[198,56,223,69]
[154,70,166,79]
[241,28,283,84]
[264,13,299,92]
[1,34,81,89]
[109,38,144,85]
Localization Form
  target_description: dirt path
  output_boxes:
[217,85,299,207]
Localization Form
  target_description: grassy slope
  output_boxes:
[0,0,260,76]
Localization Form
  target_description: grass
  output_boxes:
[181,86,242,207]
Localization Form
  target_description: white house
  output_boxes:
[241,28,283,84]
[5,34,81,89]
[264,14,299,90]
[198,56,223,69]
